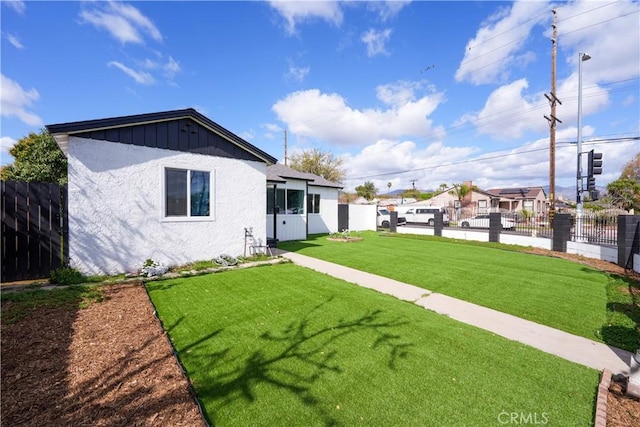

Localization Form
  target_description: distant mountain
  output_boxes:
[542,185,606,202]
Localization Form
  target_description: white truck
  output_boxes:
[377,208,407,228]
[403,206,449,226]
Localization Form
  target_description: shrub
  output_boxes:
[50,265,85,286]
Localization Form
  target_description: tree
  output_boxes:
[607,178,640,212]
[448,183,472,206]
[355,181,377,201]
[620,151,640,181]
[289,148,345,183]
[0,130,67,184]
[605,152,640,212]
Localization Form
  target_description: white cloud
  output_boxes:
[268,1,343,35]
[272,84,444,147]
[287,64,310,83]
[163,56,181,79]
[3,0,26,15]
[457,78,548,141]
[455,1,548,85]
[554,0,640,84]
[367,0,412,22]
[1,136,18,161]
[0,74,43,127]
[3,32,24,49]
[263,123,284,140]
[361,28,392,57]
[143,55,182,80]
[108,61,155,85]
[339,130,639,193]
[79,1,162,44]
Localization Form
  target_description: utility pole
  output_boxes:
[284,130,288,165]
[544,9,561,223]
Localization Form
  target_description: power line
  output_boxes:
[346,136,639,181]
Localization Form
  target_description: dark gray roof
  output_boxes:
[46,108,277,165]
[486,187,546,199]
[267,163,343,189]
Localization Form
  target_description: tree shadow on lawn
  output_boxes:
[601,275,640,352]
[188,299,414,426]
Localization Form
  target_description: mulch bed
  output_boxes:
[1,250,639,426]
[608,376,640,427]
[1,282,206,427]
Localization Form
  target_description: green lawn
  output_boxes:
[278,232,639,351]
[147,264,598,427]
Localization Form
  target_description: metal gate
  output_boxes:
[338,204,349,232]
[1,181,68,282]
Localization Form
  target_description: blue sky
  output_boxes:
[1,0,639,195]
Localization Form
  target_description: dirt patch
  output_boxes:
[524,247,640,282]
[1,282,206,427]
[326,237,364,242]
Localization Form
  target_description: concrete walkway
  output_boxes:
[281,251,633,375]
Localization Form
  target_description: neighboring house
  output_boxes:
[46,108,277,275]
[391,183,548,219]
[267,163,342,242]
[484,187,548,214]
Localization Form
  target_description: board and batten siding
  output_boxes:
[266,180,307,242]
[67,137,267,275]
[308,186,339,235]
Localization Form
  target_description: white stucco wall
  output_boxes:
[347,204,377,231]
[567,241,618,263]
[67,137,267,275]
[308,186,339,234]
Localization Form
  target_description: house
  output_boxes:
[46,108,277,275]
[391,182,548,220]
[267,163,342,242]
[484,187,548,214]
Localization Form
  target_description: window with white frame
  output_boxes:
[307,193,321,214]
[165,168,210,217]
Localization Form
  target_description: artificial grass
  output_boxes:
[278,232,614,346]
[147,264,598,427]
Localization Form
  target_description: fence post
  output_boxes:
[617,215,640,270]
[489,212,501,243]
[390,210,398,232]
[552,213,571,252]
[434,211,443,237]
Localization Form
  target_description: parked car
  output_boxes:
[404,206,449,226]
[377,209,407,228]
[460,214,516,230]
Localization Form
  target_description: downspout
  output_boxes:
[272,183,278,244]
[305,182,309,239]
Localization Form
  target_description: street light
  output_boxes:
[576,52,591,240]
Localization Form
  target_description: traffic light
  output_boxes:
[587,176,596,191]
[587,150,603,177]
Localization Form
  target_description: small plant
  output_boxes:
[141,259,168,277]
[50,265,85,286]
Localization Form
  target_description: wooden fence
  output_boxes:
[1,181,68,283]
